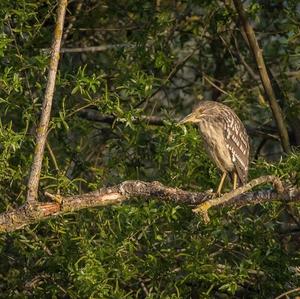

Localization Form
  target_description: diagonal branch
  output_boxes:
[1,177,300,233]
[26,0,68,203]
[232,0,291,154]
[135,48,198,108]
[193,175,284,222]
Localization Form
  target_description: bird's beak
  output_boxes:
[178,112,198,125]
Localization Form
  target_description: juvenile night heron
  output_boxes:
[179,100,249,195]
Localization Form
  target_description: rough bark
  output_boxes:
[27,0,68,203]
[1,177,300,233]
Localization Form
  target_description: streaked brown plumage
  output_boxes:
[179,100,250,194]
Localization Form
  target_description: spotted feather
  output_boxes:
[179,100,250,192]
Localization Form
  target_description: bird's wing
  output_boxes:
[224,114,249,185]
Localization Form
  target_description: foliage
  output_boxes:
[0,0,300,298]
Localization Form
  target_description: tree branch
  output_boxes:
[77,109,168,125]
[233,0,291,153]
[193,175,284,222]
[26,0,68,203]
[77,109,290,145]
[1,177,300,233]
[274,287,300,299]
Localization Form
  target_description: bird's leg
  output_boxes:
[233,172,238,190]
[216,172,227,196]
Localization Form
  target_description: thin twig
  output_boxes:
[26,0,68,203]
[203,75,232,97]
[135,8,217,109]
[135,48,198,108]
[232,33,259,81]
[46,141,59,173]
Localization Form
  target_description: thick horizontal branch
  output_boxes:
[77,109,292,142]
[77,109,168,126]
[1,178,300,233]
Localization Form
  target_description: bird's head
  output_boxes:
[178,101,217,124]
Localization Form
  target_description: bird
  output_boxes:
[179,100,249,195]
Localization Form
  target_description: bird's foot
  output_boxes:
[215,191,223,198]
